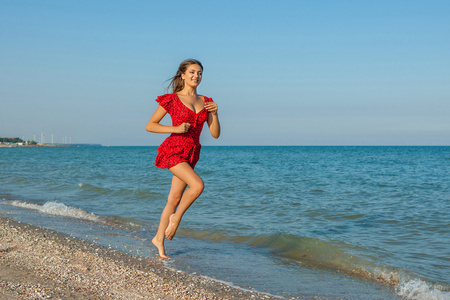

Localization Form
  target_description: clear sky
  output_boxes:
[1,0,449,146]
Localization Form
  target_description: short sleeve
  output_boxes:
[204,96,213,103]
[156,94,173,113]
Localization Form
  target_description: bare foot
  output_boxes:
[152,237,169,258]
[165,214,179,241]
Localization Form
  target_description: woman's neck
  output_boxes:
[178,86,197,96]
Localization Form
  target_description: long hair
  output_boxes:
[167,59,203,93]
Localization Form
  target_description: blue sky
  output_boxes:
[1,0,449,146]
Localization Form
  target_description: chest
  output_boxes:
[170,105,208,125]
[177,95,204,114]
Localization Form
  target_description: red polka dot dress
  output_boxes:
[154,93,214,169]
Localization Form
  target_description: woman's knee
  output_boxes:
[190,178,204,197]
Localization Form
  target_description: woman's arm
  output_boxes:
[205,102,220,139]
[146,105,191,134]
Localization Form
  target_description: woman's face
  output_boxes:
[181,64,203,88]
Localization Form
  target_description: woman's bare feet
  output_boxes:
[152,237,169,258]
[165,214,180,241]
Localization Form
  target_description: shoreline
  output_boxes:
[0,216,279,299]
[0,144,71,148]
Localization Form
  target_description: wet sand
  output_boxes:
[0,216,278,299]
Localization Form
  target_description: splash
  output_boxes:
[397,279,450,300]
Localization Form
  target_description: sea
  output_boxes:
[0,146,449,300]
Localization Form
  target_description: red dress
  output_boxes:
[155,93,213,169]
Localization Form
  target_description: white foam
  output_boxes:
[5,201,101,222]
[397,279,450,300]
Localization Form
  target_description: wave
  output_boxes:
[4,201,101,222]
[77,182,111,194]
[247,234,450,299]
[2,200,145,229]
[181,230,450,299]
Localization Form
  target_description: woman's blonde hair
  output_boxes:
[167,59,203,93]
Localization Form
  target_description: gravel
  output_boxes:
[0,216,280,299]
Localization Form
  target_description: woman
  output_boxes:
[146,59,220,258]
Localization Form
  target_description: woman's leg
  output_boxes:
[165,162,204,240]
[152,175,187,258]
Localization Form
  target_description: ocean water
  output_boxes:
[1,146,449,299]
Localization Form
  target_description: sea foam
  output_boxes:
[6,201,101,222]
[397,279,450,300]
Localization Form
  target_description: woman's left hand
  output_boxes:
[204,102,218,115]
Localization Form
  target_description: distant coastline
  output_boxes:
[0,144,103,148]
[0,143,71,148]
[0,137,102,148]
[0,137,63,147]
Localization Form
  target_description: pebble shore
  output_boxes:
[0,216,280,299]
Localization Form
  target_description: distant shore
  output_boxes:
[0,144,71,148]
[0,216,277,299]
[0,144,103,148]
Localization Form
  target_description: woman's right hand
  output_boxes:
[175,122,191,133]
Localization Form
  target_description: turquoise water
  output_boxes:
[1,146,449,299]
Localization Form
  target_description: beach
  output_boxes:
[0,216,276,299]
